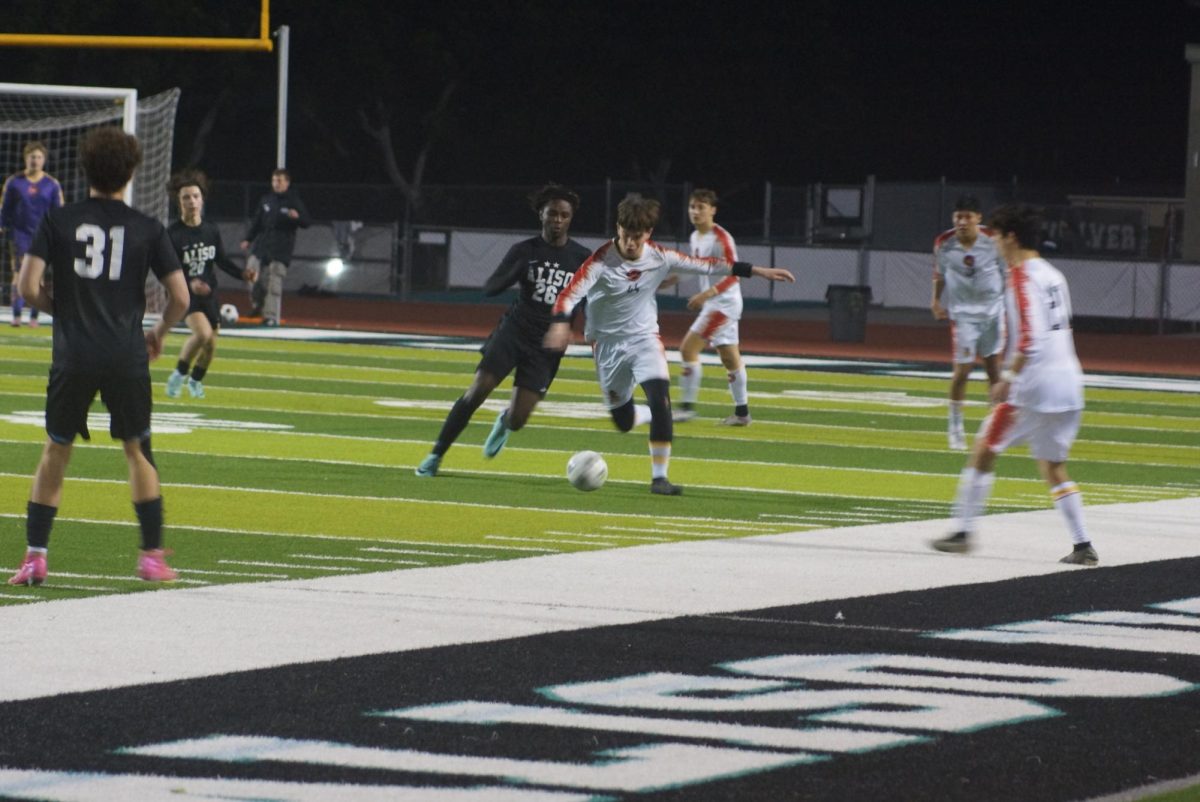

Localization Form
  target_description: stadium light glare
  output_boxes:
[325,258,345,278]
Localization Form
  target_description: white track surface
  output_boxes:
[0,497,1197,704]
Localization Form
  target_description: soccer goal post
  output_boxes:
[0,83,181,310]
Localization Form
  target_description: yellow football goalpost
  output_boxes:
[0,0,290,167]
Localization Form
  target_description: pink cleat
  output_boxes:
[137,549,178,582]
[8,552,47,586]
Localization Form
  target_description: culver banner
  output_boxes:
[1042,205,1145,256]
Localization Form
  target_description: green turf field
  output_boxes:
[1,325,1198,605]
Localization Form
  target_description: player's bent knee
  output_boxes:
[611,401,636,432]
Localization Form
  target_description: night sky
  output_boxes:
[2,0,1198,191]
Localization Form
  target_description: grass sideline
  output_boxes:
[1,324,1197,606]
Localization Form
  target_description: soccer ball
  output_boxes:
[567,450,608,492]
[219,303,239,326]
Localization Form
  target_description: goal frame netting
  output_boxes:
[0,82,181,310]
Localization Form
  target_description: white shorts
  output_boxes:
[688,306,741,347]
[978,403,1082,463]
[592,334,670,409]
[950,315,1004,364]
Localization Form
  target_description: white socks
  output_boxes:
[649,442,671,480]
[949,400,964,434]
[952,467,995,533]
[1052,482,1090,544]
[679,362,702,405]
[727,366,748,406]
[633,404,653,427]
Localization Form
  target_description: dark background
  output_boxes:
[2,0,1198,191]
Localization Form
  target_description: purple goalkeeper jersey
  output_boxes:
[1,172,64,254]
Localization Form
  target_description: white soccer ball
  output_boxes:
[567,450,608,492]
[219,303,239,326]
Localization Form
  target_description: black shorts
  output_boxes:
[477,318,562,395]
[188,292,221,329]
[45,367,152,444]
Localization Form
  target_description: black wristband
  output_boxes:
[732,261,753,277]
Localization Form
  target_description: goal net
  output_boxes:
[0,84,181,311]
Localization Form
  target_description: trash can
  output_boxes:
[825,284,872,343]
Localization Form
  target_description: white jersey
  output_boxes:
[553,240,735,342]
[934,226,1005,320]
[691,224,742,316]
[1005,257,1084,413]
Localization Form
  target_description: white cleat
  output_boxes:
[948,429,967,451]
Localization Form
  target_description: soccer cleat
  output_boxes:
[7,552,47,586]
[262,318,279,327]
[673,408,697,423]
[415,453,441,477]
[931,531,972,554]
[137,549,178,582]
[482,412,510,458]
[165,371,185,398]
[720,414,752,427]
[27,317,39,328]
[1059,544,1099,566]
[9,318,19,328]
[187,378,206,399]
[650,477,683,496]
[948,428,967,451]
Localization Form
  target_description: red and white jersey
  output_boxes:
[553,240,733,342]
[1005,257,1084,413]
[691,224,742,317]
[934,226,1005,320]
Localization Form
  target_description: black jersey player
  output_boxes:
[416,184,591,476]
[164,170,258,400]
[8,126,190,587]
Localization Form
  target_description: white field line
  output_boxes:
[0,512,554,551]
[652,519,782,532]
[7,374,1200,441]
[217,560,358,572]
[181,568,291,579]
[2,396,1198,458]
[288,553,427,566]
[357,546,488,558]
[17,347,1194,410]
[54,571,209,586]
[598,526,725,539]
[484,535,608,548]
[3,472,1024,520]
[361,542,555,554]
[543,530,669,542]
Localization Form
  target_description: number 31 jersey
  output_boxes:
[1005,257,1083,413]
[30,197,182,375]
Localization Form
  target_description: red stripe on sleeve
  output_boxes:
[552,241,608,316]
[1010,263,1033,354]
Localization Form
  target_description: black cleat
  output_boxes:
[931,531,971,554]
[650,477,683,496]
[1059,544,1099,566]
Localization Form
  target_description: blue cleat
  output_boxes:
[415,453,441,477]
[187,377,206,399]
[165,371,185,398]
[482,411,510,459]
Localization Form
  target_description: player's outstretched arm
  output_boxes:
[750,266,794,282]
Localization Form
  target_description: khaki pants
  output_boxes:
[248,255,287,322]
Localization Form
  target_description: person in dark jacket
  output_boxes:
[239,168,310,326]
